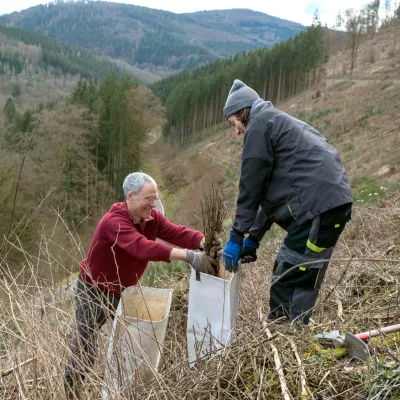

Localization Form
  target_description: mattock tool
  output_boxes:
[314,323,400,361]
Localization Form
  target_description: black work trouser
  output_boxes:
[269,203,352,325]
[64,276,120,390]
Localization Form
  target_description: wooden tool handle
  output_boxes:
[357,323,400,341]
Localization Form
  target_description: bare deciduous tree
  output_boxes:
[344,8,366,80]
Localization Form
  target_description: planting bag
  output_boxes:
[102,286,173,399]
[187,264,241,366]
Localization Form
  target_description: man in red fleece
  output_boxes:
[64,172,221,398]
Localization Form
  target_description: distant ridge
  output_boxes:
[1,2,305,76]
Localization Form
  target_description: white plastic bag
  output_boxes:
[187,264,241,366]
[102,286,173,399]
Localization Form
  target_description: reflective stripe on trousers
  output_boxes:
[269,215,334,325]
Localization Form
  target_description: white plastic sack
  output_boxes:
[187,264,241,366]
[155,198,165,216]
[102,286,173,399]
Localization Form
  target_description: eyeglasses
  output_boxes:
[143,195,159,203]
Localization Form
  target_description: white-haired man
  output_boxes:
[64,172,221,398]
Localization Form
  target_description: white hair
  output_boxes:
[123,172,156,199]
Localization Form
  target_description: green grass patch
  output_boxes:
[295,108,334,133]
[141,260,190,286]
[225,166,240,180]
[392,157,400,166]
[352,178,400,204]
[297,108,332,122]
[347,136,355,152]
[313,108,331,118]
[161,186,187,220]
[260,223,286,246]
[359,105,375,125]
[57,271,80,286]
[331,124,344,139]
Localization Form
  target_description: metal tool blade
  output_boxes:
[345,332,370,361]
[313,330,345,347]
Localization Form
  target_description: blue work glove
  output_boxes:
[223,231,244,273]
[239,236,259,263]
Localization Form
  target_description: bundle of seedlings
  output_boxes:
[200,178,227,277]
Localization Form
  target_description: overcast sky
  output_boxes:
[0,0,380,27]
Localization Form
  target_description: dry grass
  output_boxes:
[0,191,399,399]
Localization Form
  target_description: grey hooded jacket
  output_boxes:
[233,99,353,240]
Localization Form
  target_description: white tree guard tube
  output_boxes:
[187,265,241,366]
[102,286,173,399]
[155,198,165,217]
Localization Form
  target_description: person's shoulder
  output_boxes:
[251,101,281,122]
[104,202,131,223]
[107,202,126,215]
[252,100,274,111]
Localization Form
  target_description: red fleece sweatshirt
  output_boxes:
[80,202,203,295]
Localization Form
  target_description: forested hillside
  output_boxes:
[150,1,397,145]
[1,2,304,74]
[0,73,164,275]
[0,24,125,81]
[0,23,160,122]
[186,9,303,45]
[150,24,325,143]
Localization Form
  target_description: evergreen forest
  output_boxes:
[1,3,304,73]
[0,23,127,81]
[150,24,325,143]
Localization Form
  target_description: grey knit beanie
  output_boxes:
[223,79,260,119]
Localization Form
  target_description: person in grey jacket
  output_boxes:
[222,79,352,325]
